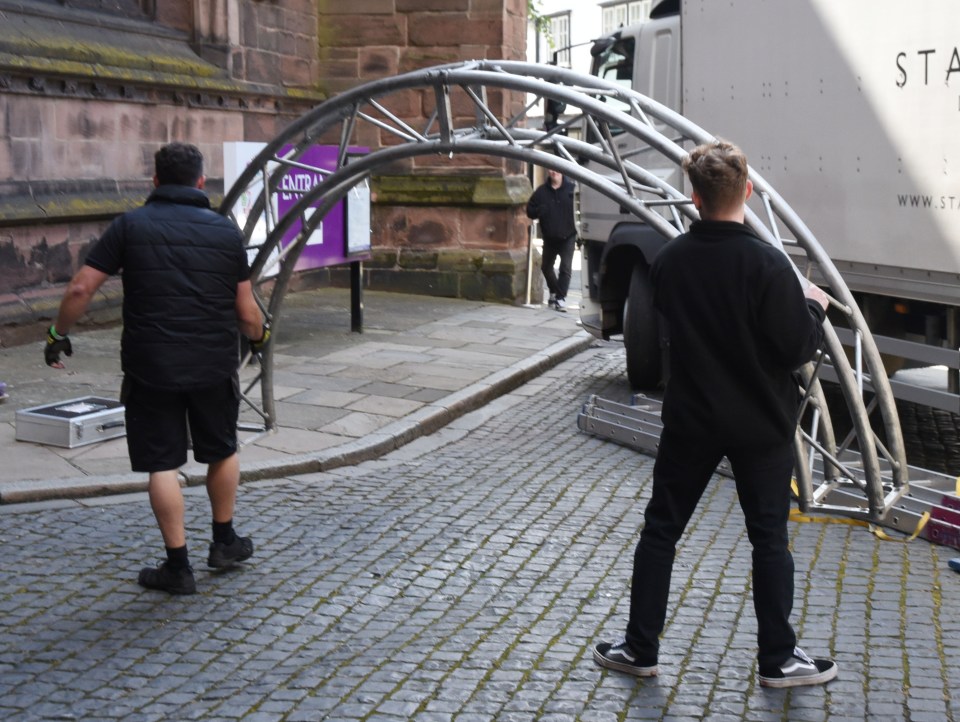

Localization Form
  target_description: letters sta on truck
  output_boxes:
[577,0,960,412]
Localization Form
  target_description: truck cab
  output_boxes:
[577,0,681,388]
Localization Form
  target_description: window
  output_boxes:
[628,1,650,25]
[549,12,571,67]
[590,35,636,138]
[601,1,651,34]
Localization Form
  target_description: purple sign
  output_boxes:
[277,145,369,271]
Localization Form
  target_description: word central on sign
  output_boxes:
[224,142,371,274]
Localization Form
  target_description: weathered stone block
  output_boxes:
[359,47,400,78]
[154,3,191,31]
[254,2,282,33]
[399,48,466,74]
[413,153,503,173]
[406,217,456,247]
[256,27,280,53]
[281,55,313,88]
[321,0,395,14]
[459,270,522,302]
[408,15,502,47]
[317,58,360,91]
[365,249,400,270]
[398,250,440,270]
[397,0,469,11]
[372,175,530,206]
[244,49,282,85]
[367,268,460,297]
[436,250,486,273]
[327,15,406,46]
[6,98,44,140]
[475,176,531,205]
[476,251,526,275]
[277,30,299,57]
[296,35,318,63]
[460,208,529,250]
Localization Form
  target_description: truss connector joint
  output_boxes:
[881,483,910,513]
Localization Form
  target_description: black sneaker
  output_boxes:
[758,647,838,688]
[593,638,658,677]
[138,561,196,595]
[547,294,557,309]
[207,535,254,569]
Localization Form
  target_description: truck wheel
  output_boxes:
[624,265,661,389]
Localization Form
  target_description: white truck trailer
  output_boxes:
[578,0,960,414]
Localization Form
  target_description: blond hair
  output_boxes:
[682,140,748,216]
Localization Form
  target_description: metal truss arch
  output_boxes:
[223,59,906,525]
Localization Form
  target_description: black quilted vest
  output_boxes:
[85,185,250,390]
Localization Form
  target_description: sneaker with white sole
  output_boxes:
[555,297,567,312]
[592,638,658,677]
[547,294,557,309]
[758,647,838,688]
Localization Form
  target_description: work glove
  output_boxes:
[250,325,271,354]
[44,325,73,367]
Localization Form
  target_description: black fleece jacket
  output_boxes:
[525,176,577,243]
[651,220,826,446]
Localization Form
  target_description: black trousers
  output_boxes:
[625,427,798,671]
[541,234,576,299]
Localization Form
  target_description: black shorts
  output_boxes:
[121,374,240,473]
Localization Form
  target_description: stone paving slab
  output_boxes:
[0,288,590,502]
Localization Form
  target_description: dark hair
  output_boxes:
[154,142,204,186]
[681,139,748,215]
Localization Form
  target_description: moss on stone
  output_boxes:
[473,254,523,274]
[472,176,532,205]
[459,271,524,302]
[365,249,400,270]
[366,268,461,298]
[436,250,489,273]
[0,194,140,224]
[398,250,440,270]
[0,51,324,101]
[0,35,220,77]
[373,175,531,206]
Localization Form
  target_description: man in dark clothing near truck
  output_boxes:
[592,140,838,688]
[526,169,577,312]
[45,142,269,595]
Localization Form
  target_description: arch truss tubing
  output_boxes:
[222,60,919,532]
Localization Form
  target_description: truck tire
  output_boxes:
[623,264,661,389]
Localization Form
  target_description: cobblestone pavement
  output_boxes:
[1,343,958,721]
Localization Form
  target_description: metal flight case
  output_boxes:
[15,396,125,448]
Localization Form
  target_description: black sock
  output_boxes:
[165,545,190,570]
[213,520,236,545]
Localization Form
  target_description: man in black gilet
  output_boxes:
[46,142,269,595]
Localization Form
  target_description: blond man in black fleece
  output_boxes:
[593,140,837,689]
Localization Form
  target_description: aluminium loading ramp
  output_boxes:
[578,394,960,550]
